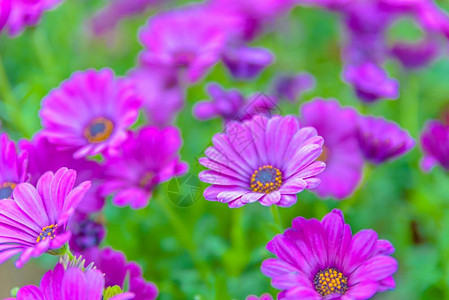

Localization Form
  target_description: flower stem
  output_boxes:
[270,205,283,232]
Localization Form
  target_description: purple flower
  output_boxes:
[139,5,239,83]
[300,99,364,199]
[7,263,134,300]
[90,0,163,35]
[83,247,158,300]
[69,213,105,254]
[343,62,399,103]
[271,72,316,102]
[208,0,296,41]
[101,126,188,209]
[193,83,279,123]
[0,0,61,37]
[19,133,105,213]
[246,293,273,300]
[199,115,326,208]
[356,115,415,164]
[40,68,142,159]
[420,120,449,171]
[390,39,440,69]
[128,66,184,128]
[0,167,91,268]
[0,133,28,200]
[222,45,274,80]
[261,209,398,299]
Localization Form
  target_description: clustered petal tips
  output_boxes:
[0,167,91,268]
[199,115,326,208]
[420,120,449,172]
[261,209,398,300]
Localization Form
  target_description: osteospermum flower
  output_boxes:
[343,63,399,103]
[300,99,364,199]
[83,247,159,300]
[261,209,398,299]
[222,45,274,80]
[0,0,61,37]
[69,213,105,254]
[19,133,105,213]
[356,115,415,164]
[199,115,326,208]
[0,132,28,200]
[0,167,91,268]
[139,5,240,83]
[40,68,142,159]
[101,126,188,209]
[420,120,449,171]
[193,83,279,123]
[6,263,134,300]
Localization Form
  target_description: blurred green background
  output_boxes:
[1,1,449,299]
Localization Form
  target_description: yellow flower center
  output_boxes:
[83,117,114,143]
[36,224,57,243]
[250,165,283,194]
[0,182,16,199]
[314,267,348,297]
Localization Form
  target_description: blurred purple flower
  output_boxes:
[271,72,316,102]
[139,5,240,83]
[199,115,326,208]
[208,0,296,41]
[69,213,105,254]
[261,209,397,299]
[0,132,28,200]
[128,66,184,128]
[101,126,188,209]
[0,167,91,268]
[420,120,449,172]
[301,99,363,199]
[0,0,61,37]
[83,247,158,300]
[90,0,163,35]
[19,133,105,213]
[246,294,273,300]
[193,83,279,123]
[7,263,134,300]
[390,39,440,69]
[357,115,415,164]
[222,45,274,80]
[40,69,142,159]
[344,63,399,103]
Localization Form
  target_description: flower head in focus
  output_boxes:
[0,167,91,268]
[261,209,397,299]
[199,115,326,208]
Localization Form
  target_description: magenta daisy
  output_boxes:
[138,5,239,83]
[100,126,188,209]
[0,132,28,200]
[6,263,134,300]
[199,115,326,208]
[0,167,91,268]
[0,0,61,37]
[39,68,142,159]
[83,247,159,300]
[356,115,415,164]
[261,209,398,299]
[300,99,364,199]
[420,120,449,171]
